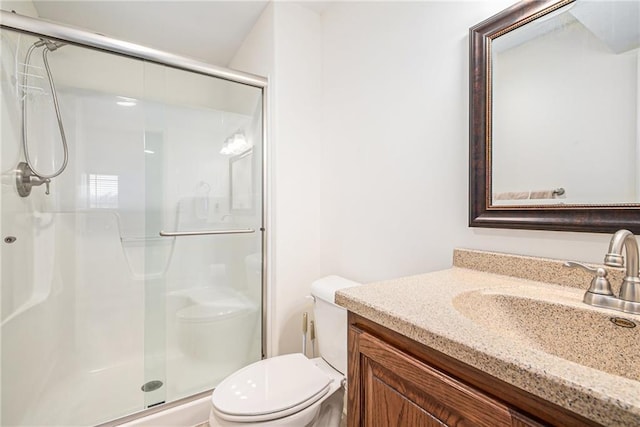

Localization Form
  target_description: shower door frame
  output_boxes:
[0,10,269,425]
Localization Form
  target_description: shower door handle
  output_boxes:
[159,228,255,237]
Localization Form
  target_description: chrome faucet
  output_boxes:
[604,229,640,302]
[564,229,640,315]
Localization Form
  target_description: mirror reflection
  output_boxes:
[490,0,640,206]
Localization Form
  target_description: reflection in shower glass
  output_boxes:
[1,27,263,426]
[88,174,119,208]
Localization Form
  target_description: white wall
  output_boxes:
[0,0,37,16]
[271,3,322,356]
[319,1,614,288]
[230,2,322,356]
[231,0,621,358]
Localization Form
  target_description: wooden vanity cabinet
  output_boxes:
[347,313,600,427]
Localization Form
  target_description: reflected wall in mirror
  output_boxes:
[470,0,640,233]
[230,149,254,212]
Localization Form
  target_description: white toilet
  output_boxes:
[208,275,360,426]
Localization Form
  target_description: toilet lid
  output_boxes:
[211,354,332,420]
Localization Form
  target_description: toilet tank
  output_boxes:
[311,275,360,375]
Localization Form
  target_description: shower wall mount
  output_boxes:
[16,162,50,196]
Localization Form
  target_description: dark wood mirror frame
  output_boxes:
[469,0,640,234]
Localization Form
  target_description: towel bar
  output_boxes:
[159,228,255,237]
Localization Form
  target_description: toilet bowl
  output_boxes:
[208,275,360,427]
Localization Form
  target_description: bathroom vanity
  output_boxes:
[337,250,640,427]
[347,314,590,426]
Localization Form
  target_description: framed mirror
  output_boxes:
[469,0,640,233]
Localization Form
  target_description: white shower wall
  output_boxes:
[0,24,69,423]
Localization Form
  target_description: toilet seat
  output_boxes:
[211,354,333,423]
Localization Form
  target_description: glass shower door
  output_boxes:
[1,25,263,426]
[138,62,264,405]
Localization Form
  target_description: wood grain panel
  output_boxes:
[348,321,362,427]
[360,331,513,427]
[368,373,446,426]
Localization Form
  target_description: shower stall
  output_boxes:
[0,12,267,426]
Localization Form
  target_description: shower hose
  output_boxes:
[21,38,69,180]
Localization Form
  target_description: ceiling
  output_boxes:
[492,0,640,55]
[31,1,270,66]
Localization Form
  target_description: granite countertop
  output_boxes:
[335,249,640,426]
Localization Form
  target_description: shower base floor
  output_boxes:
[19,353,232,427]
[22,359,143,426]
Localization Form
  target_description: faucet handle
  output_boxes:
[564,261,614,296]
[564,261,598,274]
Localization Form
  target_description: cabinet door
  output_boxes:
[363,356,446,426]
[357,331,515,427]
